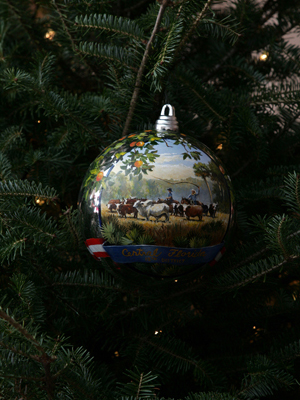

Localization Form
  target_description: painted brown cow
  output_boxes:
[117,204,138,218]
[125,197,147,205]
[185,205,203,221]
[107,199,122,212]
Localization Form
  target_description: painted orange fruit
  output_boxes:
[129,142,136,147]
[96,171,104,181]
[134,160,143,168]
[136,141,144,147]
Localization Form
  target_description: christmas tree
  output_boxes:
[1,0,300,398]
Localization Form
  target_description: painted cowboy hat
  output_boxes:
[191,189,196,194]
[167,188,173,191]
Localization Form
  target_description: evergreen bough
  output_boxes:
[0,0,300,399]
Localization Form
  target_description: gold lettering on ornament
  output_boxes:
[121,248,162,259]
[167,249,206,258]
[161,258,185,264]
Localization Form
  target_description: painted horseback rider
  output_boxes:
[166,188,173,201]
[188,186,200,204]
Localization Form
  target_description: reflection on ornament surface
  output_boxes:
[78,130,234,276]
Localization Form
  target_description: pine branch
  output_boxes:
[111,279,209,318]
[0,310,49,357]
[75,14,144,42]
[0,339,43,362]
[175,71,226,122]
[52,268,120,291]
[276,217,289,259]
[237,355,296,399]
[0,126,23,153]
[185,394,239,400]
[59,207,82,250]
[0,180,57,201]
[139,336,225,389]
[175,0,213,56]
[4,0,39,51]
[0,153,15,181]
[282,172,300,213]
[31,260,89,320]
[204,18,241,43]
[118,368,159,399]
[147,17,184,91]
[2,207,57,243]
[51,1,100,81]
[202,47,237,82]
[218,255,299,291]
[0,308,56,398]
[78,41,138,71]
[122,0,170,136]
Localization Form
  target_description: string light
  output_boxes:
[44,29,55,40]
[114,351,119,357]
[251,50,269,63]
[252,326,264,337]
[35,197,45,206]
[259,51,269,61]
[217,144,223,150]
[37,120,41,123]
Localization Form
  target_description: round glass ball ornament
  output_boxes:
[78,105,234,277]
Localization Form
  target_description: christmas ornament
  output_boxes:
[78,104,234,277]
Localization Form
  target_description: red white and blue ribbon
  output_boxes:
[85,238,110,260]
[208,246,226,266]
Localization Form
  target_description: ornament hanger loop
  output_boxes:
[155,104,179,133]
[161,104,174,116]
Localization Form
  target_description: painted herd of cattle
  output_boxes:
[105,197,218,222]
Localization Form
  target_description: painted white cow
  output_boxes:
[133,200,169,222]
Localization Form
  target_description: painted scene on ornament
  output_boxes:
[86,133,232,249]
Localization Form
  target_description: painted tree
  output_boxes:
[193,162,214,203]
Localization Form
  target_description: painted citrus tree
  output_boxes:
[82,130,204,198]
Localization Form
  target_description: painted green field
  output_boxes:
[101,206,229,247]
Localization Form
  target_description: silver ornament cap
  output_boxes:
[155,104,179,133]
